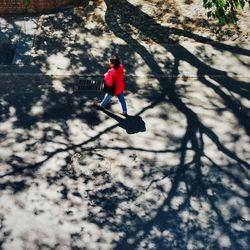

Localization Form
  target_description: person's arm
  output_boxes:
[104,70,116,87]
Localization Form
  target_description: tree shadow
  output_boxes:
[0,0,250,249]
[102,0,250,249]
[0,31,15,64]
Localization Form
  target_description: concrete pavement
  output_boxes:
[0,1,250,249]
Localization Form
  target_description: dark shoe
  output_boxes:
[120,112,128,118]
[95,103,104,111]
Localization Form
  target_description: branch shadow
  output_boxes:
[0,0,250,249]
[101,0,250,249]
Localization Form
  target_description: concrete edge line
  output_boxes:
[0,73,249,79]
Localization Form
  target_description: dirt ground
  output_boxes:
[127,0,249,45]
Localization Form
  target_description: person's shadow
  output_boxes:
[102,109,146,134]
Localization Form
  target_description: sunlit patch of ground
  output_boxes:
[0,0,249,249]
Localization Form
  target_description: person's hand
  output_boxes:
[104,73,108,77]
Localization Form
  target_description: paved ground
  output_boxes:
[0,0,250,249]
[0,16,37,65]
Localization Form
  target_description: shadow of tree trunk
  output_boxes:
[104,0,250,249]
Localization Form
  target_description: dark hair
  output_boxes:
[109,55,120,68]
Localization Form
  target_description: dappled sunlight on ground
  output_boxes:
[1,72,249,248]
[0,0,250,249]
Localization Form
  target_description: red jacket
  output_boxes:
[104,64,125,96]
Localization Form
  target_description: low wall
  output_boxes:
[0,0,79,14]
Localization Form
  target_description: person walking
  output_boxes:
[96,55,128,117]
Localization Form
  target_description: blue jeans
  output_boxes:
[100,92,127,113]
